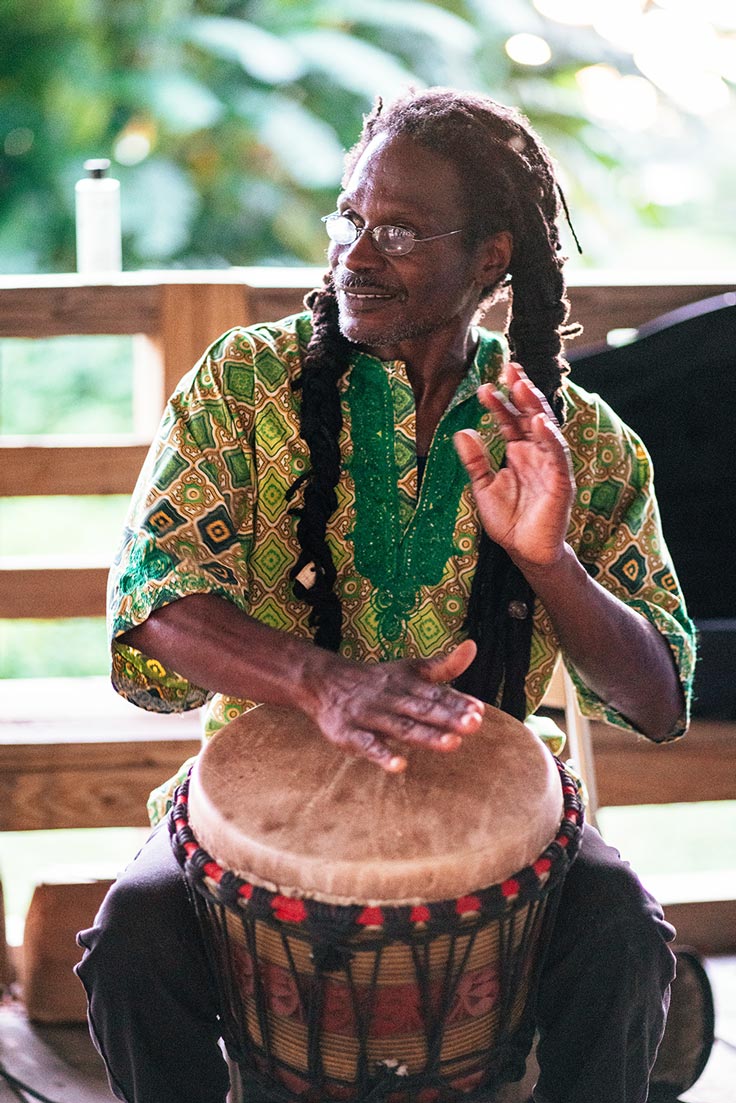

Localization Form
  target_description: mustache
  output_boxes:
[334,274,402,295]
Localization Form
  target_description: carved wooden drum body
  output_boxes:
[170,704,583,1102]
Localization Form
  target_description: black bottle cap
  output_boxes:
[83,158,111,179]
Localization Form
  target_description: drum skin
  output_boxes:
[187,703,563,907]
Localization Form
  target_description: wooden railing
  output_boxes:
[1,270,735,952]
[3,268,735,621]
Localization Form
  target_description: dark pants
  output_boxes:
[75,822,675,1103]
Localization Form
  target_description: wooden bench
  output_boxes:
[0,677,200,832]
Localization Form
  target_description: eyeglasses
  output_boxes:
[322,212,463,257]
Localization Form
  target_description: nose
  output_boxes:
[338,227,385,272]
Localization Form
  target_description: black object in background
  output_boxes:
[567,293,736,719]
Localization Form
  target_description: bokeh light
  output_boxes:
[634,9,730,114]
[113,121,156,167]
[4,127,35,157]
[575,64,659,131]
[505,33,553,66]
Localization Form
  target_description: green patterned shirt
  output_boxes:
[107,313,695,824]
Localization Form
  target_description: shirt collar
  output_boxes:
[344,325,506,402]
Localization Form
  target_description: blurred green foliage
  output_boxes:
[0,618,109,677]
[2,0,733,273]
[0,334,134,433]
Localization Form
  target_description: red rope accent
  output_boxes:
[410,905,431,923]
[170,755,584,929]
[456,895,481,915]
[271,896,308,924]
[357,906,384,926]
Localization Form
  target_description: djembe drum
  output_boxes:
[170,704,583,1102]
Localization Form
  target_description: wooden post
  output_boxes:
[0,878,14,990]
[156,282,254,401]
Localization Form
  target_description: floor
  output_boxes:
[1,957,734,1103]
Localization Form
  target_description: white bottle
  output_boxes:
[75,158,122,276]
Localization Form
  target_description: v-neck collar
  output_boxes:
[343,329,504,655]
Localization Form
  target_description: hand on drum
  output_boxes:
[454,362,575,570]
[308,639,484,774]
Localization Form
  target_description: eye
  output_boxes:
[323,213,359,246]
[374,225,416,255]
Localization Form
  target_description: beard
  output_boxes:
[335,292,461,353]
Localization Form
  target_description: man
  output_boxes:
[76,87,694,1103]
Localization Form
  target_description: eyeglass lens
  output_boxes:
[323,214,416,256]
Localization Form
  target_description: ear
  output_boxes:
[474,231,513,286]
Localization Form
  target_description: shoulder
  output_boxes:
[563,379,648,455]
[175,312,313,402]
[473,326,508,382]
[562,379,653,497]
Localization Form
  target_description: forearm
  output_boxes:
[119,593,484,771]
[120,594,327,716]
[518,544,685,741]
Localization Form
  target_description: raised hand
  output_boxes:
[309,638,484,773]
[453,362,575,569]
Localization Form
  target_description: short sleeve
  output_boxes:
[108,328,260,712]
[563,388,696,741]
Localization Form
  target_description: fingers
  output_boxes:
[476,362,556,441]
[316,648,485,773]
[502,362,556,422]
[417,637,477,683]
[454,428,495,489]
[337,729,408,774]
[529,410,576,486]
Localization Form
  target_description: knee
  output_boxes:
[561,827,674,935]
[548,828,676,986]
[77,837,194,988]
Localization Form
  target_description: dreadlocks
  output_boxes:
[288,86,581,718]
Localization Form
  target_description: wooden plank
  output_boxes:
[562,280,736,347]
[0,283,159,338]
[0,563,107,618]
[0,438,149,497]
[543,711,736,807]
[132,334,167,436]
[1,744,199,830]
[476,279,736,348]
[0,676,203,738]
[588,718,736,807]
[664,899,736,956]
[0,1007,117,1102]
[0,677,201,830]
[248,276,736,349]
[249,284,319,325]
[0,735,201,770]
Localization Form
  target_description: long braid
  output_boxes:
[286,274,352,650]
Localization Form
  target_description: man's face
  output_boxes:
[328,132,488,362]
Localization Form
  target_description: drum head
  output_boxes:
[188,703,563,907]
